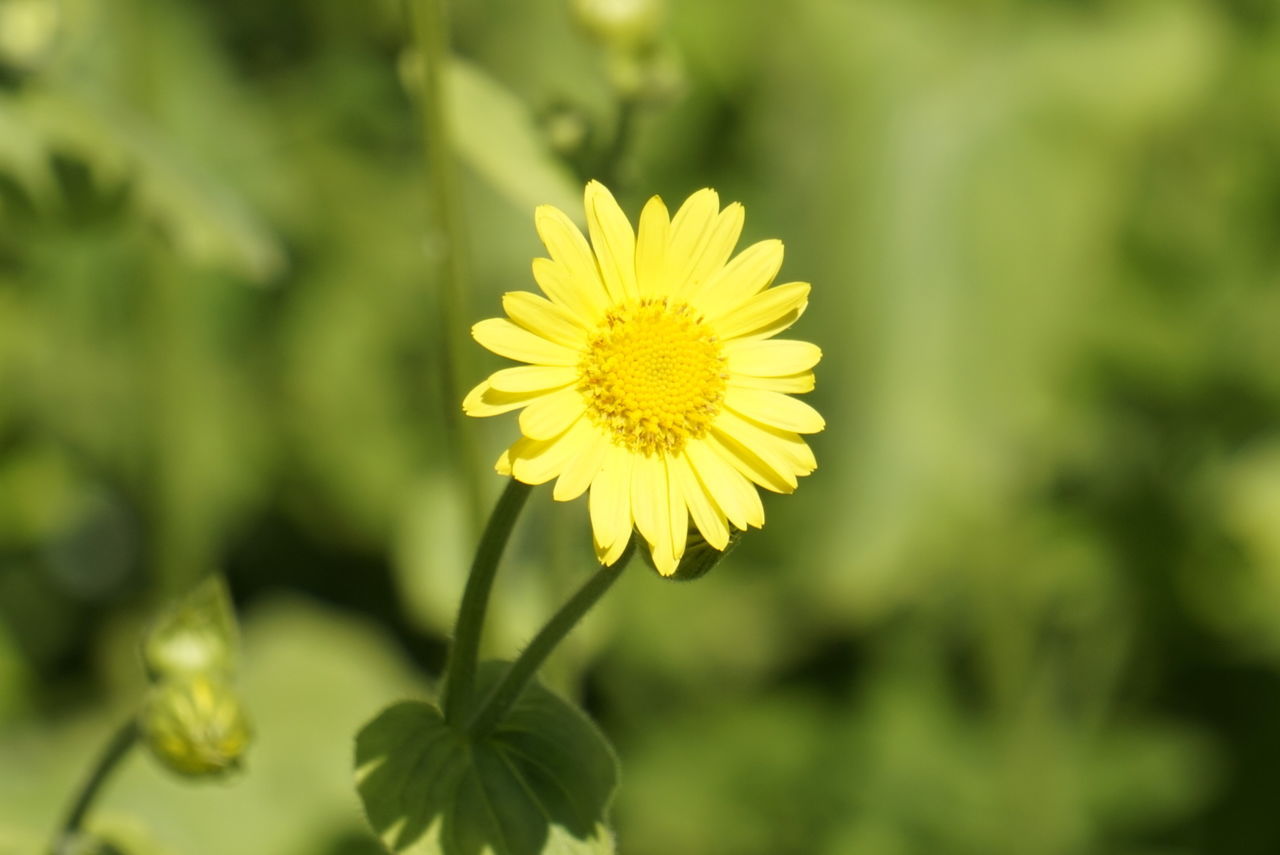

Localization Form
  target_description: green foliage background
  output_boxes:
[3,0,1280,852]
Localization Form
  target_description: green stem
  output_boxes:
[596,95,641,190]
[467,540,635,736]
[407,0,485,530]
[51,719,139,855]
[441,479,533,724]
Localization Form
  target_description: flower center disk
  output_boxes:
[579,298,727,456]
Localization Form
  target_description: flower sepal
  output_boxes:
[640,527,743,581]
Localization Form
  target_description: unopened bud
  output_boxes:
[142,675,251,777]
[142,576,238,682]
[571,0,664,51]
[0,0,60,73]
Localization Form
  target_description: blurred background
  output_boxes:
[3,0,1280,852]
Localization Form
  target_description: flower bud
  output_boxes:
[142,576,238,682]
[0,0,60,74]
[142,675,251,778]
[570,0,664,51]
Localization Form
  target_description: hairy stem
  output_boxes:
[441,479,534,723]
[467,540,635,736]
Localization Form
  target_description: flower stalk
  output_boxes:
[441,479,533,724]
[407,0,485,529]
[51,718,139,855]
[467,539,635,737]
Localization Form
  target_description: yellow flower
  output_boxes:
[464,181,823,575]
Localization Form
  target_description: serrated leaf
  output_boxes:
[446,59,581,217]
[355,662,617,855]
[142,575,239,682]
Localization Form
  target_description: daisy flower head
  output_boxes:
[463,181,824,576]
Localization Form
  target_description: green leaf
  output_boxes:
[0,88,284,282]
[141,575,239,682]
[354,663,617,855]
[446,59,581,217]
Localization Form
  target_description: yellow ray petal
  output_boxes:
[472,317,579,366]
[634,195,670,297]
[664,455,690,570]
[684,438,765,530]
[630,454,673,574]
[585,180,638,303]
[709,281,810,341]
[725,339,822,376]
[720,408,816,472]
[730,372,816,394]
[665,189,719,286]
[671,452,730,550]
[462,379,555,417]
[672,203,744,298]
[708,423,797,494]
[589,445,634,564]
[724,387,826,434]
[518,386,587,440]
[534,205,610,312]
[532,256,605,322]
[690,239,783,316]
[553,424,611,502]
[488,365,580,394]
[502,291,589,349]
[509,416,592,485]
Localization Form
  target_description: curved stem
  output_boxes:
[467,540,635,737]
[441,479,533,724]
[408,0,485,530]
[51,718,139,855]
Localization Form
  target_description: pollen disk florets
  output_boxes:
[578,298,725,456]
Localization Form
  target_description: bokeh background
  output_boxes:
[3,0,1280,852]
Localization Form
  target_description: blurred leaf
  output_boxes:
[355,662,617,855]
[446,58,581,217]
[0,88,283,281]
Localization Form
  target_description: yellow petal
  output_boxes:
[472,318,579,366]
[684,438,765,530]
[731,372,815,394]
[462,379,553,417]
[503,291,588,349]
[518,386,587,440]
[532,256,605,322]
[585,180,638,303]
[673,203,744,298]
[630,454,672,573]
[495,447,513,475]
[634,195,669,297]
[553,424,610,502]
[666,189,720,289]
[671,452,730,550]
[710,282,810,341]
[488,365,579,394]
[725,339,821,376]
[589,445,634,564]
[510,416,592,485]
[708,426,796,494]
[691,239,783,316]
[534,205,609,312]
[721,408,816,473]
[664,455,690,569]
[724,387,826,434]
